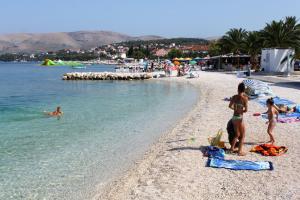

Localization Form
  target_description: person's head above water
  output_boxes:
[238,82,245,94]
[56,106,61,112]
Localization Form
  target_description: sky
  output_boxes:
[0,0,299,38]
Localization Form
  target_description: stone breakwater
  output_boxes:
[62,72,153,80]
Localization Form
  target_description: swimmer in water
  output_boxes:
[45,106,63,117]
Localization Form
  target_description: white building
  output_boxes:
[260,48,295,73]
[119,53,126,59]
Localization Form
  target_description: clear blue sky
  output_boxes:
[1,0,299,37]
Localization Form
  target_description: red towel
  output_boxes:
[251,144,288,156]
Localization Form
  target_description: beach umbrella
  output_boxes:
[165,59,172,64]
[173,61,180,66]
[189,60,197,65]
[243,79,255,87]
[194,57,202,61]
[185,57,192,61]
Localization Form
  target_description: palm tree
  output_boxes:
[262,16,300,49]
[219,28,247,68]
[262,16,300,73]
[219,28,247,54]
[242,31,264,69]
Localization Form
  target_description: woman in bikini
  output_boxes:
[229,83,248,156]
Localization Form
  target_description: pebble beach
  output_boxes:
[96,72,300,200]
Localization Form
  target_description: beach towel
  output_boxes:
[207,157,273,171]
[250,144,288,156]
[277,117,300,123]
[261,112,300,123]
[258,96,295,107]
[203,146,225,159]
[295,105,300,113]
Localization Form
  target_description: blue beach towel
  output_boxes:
[258,96,295,107]
[262,112,300,119]
[204,146,225,159]
[207,158,273,171]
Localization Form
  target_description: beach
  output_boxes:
[96,72,300,200]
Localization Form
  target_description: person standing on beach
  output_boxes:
[229,83,248,156]
[266,98,279,144]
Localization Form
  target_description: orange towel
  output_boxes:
[251,144,288,156]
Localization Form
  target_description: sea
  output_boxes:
[0,62,198,200]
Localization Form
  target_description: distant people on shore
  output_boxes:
[45,106,63,117]
[228,82,248,156]
[265,98,279,144]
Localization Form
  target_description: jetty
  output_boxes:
[62,72,154,80]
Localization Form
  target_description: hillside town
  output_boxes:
[0,38,210,62]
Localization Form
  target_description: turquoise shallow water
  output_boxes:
[0,63,198,200]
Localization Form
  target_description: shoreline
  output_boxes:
[94,72,300,200]
[93,78,205,200]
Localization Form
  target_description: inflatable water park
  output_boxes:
[41,59,85,68]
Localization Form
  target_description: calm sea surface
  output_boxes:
[0,63,198,199]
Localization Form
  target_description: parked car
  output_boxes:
[294,60,300,71]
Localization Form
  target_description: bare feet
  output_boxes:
[226,149,235,154]
[267,140,275,144]
[238,152,247,156]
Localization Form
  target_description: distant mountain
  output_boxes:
[117,37,209,46]
[205,36,221,41]
[0,31,164,53]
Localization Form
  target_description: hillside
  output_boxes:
[116,38,209,46]
[0,31,163,53]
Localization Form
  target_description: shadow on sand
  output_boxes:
[271,81,300,90]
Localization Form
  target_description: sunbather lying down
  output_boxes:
[275,104,300,114]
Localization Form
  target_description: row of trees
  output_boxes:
[0,52,106,62]
[167,49,207,59]
[209,16,300,68]
[127,46,151,59]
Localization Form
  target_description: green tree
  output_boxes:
[167,49,183,59]
[132,51,145,59]
[242,31,264,69]
[219,28,247,54]
[127,46,134,57]
[262,16,300,50]
[208,41,222,56]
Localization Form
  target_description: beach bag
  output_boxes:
[208,129,224,147]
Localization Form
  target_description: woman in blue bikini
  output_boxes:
[229,83,248,156]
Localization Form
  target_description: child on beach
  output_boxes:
[266,98,279,144]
